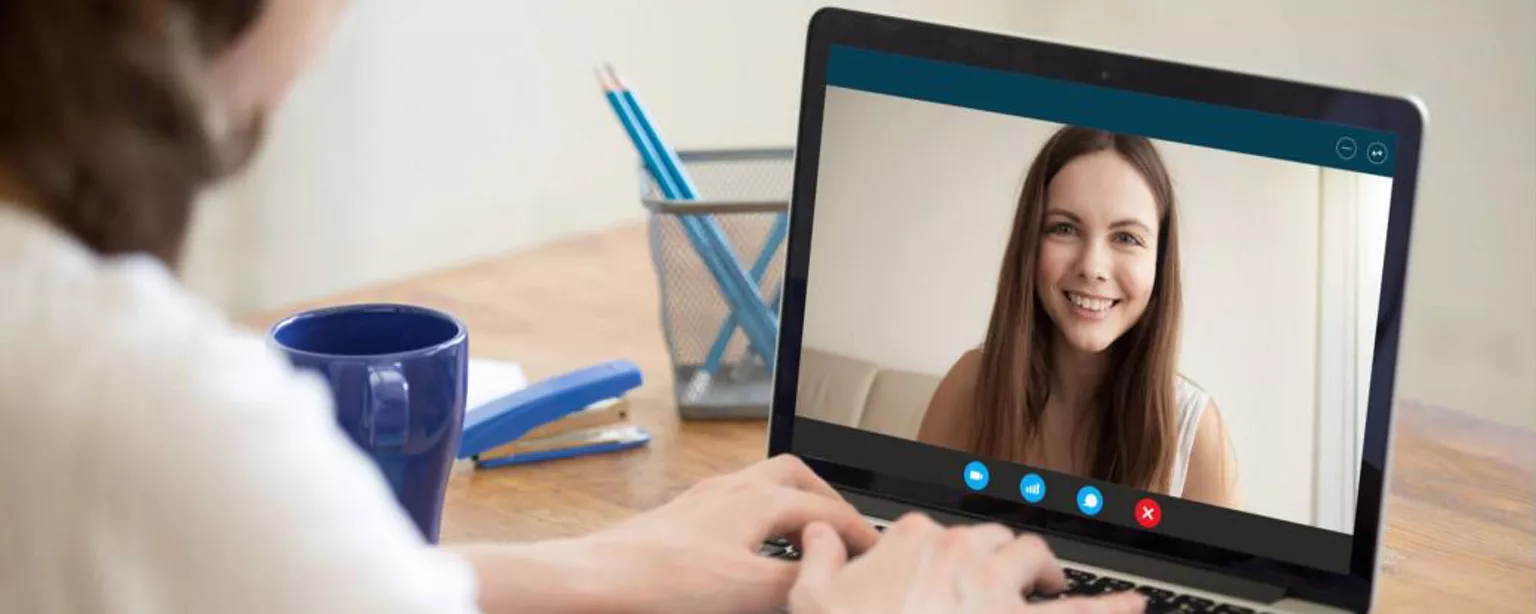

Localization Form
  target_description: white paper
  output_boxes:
[466,357,528,416]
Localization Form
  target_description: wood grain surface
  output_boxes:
[242,223,1536,613]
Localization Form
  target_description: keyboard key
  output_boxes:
[778,545,802,561]
[1025,568,1091,602]
[1025,592,1060,603]
[757,542,786,557]
[1143,601,1185,614]
[1170,594,1215,611]
[1081,577,1142,592]
[1074,577,1135,595]
[1064,567,1097,583]
[766,535,791,547]
[1135,585,1179,612]
[1097,577,1136,592]
[1140,600,1180,613]
[1036,568,1261,614]
[1062,580,1103,596]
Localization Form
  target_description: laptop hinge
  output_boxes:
[839,489,1288,604]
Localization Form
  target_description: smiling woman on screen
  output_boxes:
[917,125,1241,509]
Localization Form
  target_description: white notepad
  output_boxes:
[465,357,527,417]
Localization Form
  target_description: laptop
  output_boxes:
[760,8,1425,614]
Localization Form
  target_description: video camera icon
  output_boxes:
[963,461,990,491]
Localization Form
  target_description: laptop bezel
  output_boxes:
[766,7,1424,612]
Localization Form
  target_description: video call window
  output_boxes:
[795,85,1393,536]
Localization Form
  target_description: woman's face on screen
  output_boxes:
[1034,150,1160,354]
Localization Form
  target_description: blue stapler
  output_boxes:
[457,359,651,468]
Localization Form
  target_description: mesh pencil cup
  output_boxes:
[639,148,793,420]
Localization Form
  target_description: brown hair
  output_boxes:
[969,125,1183,493]
[0,0,265,266]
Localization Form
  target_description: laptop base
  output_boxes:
[836,488,1347,612]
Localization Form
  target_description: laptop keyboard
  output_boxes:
[758,535,1270,614]
[1034,566,1265,613]
[759,535,800,559]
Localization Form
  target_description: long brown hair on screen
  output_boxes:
[969,125,1183,493]
[0,0,265,267]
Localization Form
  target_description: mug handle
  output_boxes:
[368,364,410,453]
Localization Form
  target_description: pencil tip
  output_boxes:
[604,63,627,90]
[595,63,615,91]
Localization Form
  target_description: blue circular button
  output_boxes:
[1019,473,1046,503]
[963,461,990,491]
[1076,485,1104,516]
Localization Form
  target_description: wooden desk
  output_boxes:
[244,224,1536,613]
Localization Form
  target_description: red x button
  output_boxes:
[1135,498,1161,529]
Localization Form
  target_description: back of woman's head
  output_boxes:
[0,0,265,265]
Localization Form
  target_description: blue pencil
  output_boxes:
[609,70,778,362]
[604,65,790,372]
[702,211,788,372]
[600,86,752,341]
[600,66,779,364]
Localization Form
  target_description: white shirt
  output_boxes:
[1168,375,1212,497]
[0,204,483,613]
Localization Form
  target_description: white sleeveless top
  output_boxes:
[1169,375,1212,496]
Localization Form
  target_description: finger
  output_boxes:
[881,510,944,543]
[855,511,942,566]
[877,517,959,612]
[793,522,848,592]
[754,454,846,502]
[987,533,1067,595]
[922,526,979,588]
[962,523,1016,555]
[731,557,802,614]
[1022,592,1147,614]
[762,486,881,554]
[930,524,1013,589]
[951,524,1021,603]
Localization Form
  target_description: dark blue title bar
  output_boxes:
[826,45,1397,177]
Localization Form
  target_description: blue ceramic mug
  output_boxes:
[270,303,468,543]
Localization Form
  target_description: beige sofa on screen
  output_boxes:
[793,347,943,440]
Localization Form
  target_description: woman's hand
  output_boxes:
[584,453,881,613]
[459,454,881,614]
[788,514,1146,614]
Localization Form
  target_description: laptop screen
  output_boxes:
[788,44,1401,575]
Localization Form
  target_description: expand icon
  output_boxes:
[1366,141,1389,165]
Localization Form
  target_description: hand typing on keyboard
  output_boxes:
[506,454,882,614]
[786,513,1147,614]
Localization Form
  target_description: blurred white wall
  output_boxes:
[179,0,1023,316]
[181,0,1536,433]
